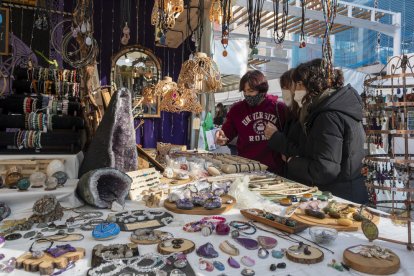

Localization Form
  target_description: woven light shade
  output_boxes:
[180,87,202,114]
[160,86,182,113]
[153,76,178,97]
[178,52,222,93]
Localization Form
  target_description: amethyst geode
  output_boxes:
[196,242,219,258]
[76,168,132,208]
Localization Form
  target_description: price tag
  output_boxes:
[390,130,397,134]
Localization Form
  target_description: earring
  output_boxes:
[42,15,48,30]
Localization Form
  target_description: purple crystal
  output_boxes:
[228,257,240,268]
[0,254,5,260]
[257,236,277,249]
[234,237,259,250]
[176,198,194,210]
[192,196,205,206]
[7,257,16,266]
[241,256,255,267]
[204,196,222,209]
[216,223,230,235]
[46,244,76,258]
[196,242,219,258]
[3,266,14,273]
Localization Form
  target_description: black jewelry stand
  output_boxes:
[0,115,84,129]
[0,96,81,115]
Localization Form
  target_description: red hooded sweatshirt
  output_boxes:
[221,95,286,175]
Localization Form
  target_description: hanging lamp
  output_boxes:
[177,52,222,93]
[153,76,178,96]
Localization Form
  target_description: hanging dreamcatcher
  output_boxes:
[321,0,338,83]
[272,0,289,44]
[221,0,233,57]
[246,0,265,55]
[299,0,306,48]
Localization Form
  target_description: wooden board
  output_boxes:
[343,245,400,275]
[164,195,236,215]
[291,208,380,232]
[240,209,308,234]
[286,244,324,264]
[157,238,195,255]
[15,247,85,275]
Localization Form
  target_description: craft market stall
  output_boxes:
[0,0,413,276]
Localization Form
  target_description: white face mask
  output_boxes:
[281,89,292,107]
[294,90,307,108]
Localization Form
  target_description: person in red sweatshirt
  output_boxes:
[215,70,287,175]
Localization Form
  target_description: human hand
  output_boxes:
[264,122,278,140]
[281,154,287,162]
[215,129,229,146]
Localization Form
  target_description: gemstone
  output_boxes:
[37,223,48,229]
[17,178,30,191]
[0,254,4,260]
[227,257,240,268]
[277,262,286,269]
[213,260,225,271]
[174,259,188,269]
[258,247,269,259]
[231,230,240,238]
[219,240,240,256]
[192,196,205,206]
[68,228,75,233]
[270,264,276,271]
[7,257,16,266]
[169,269,186,276]
[199,258,214,272]
[0,236,4,247]
[23,231,36,239]
[216,223,230,235]
[241,268,255,276]
[204,196,222,209]
[257,236,277,249]
[92,222,120,240]
[241,256,255,267]
[201,225,213,237]
[279,198,292,206]
[317,195,328,201]
[52,171,68,185]
[3,266,14,273]
[287,195,298,202]
[31,251,44,259]
[271,250,284,259]
[196,242,219,258]
[176,198,194,210]
[234,237,259,250]
[322,191,333,199]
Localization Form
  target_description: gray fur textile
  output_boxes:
[79,88,138,177]
[76,167,132,208]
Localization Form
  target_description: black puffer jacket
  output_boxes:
[287,84,368,203]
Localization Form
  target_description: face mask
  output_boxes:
[294,90,307,108]
[281,89,292,107]
[244,93,265,107]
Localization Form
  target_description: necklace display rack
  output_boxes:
[106,210,174,231]
[362,54,414,250]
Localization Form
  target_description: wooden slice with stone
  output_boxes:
[157,238,195,255]
[286,244,324,264]
[15,247,85,275]
[343,245,400,275]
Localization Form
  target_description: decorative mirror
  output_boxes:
[111,45,162,118]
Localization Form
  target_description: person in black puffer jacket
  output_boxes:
[286,59,368,204]
[265,69,304,178]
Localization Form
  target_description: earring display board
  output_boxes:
[15,247,85,275]
[343,245,400,275]
[106,210,174,231]
[127,168,162,201]
[0,8,9,55]
[91,243,140,267]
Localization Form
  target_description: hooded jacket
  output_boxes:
[287,84,368,203]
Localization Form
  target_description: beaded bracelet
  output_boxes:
[200,216,226,225]
[182,221,203,232]
[229,221,257,235]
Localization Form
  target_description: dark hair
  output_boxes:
[215,103,226,118]
[292,58,344,105]
[280,69,295,90]
[239,70,269,94]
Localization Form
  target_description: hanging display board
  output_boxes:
[0,8,9,55]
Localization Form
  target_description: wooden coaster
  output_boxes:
[286,244,324,264]
[130,230,173,245]
[343,245,400,275]
[157,238,195,255]
[15,247,85,275]
[164,195,236,215]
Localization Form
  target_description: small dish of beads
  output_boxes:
[309,227,337,245]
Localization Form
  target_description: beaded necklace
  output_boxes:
[246,0,264,55]
[273,0,289,44]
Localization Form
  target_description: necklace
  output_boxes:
[246,0,264,55]
[299,0,306,48]
[66,211,104,223]
[273,0,289,44]
[221,0,232,57]
[321,0,338,84]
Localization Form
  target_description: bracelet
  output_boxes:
[200,216,226,225]
[182,221,203,232]
[229,221,257,235]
